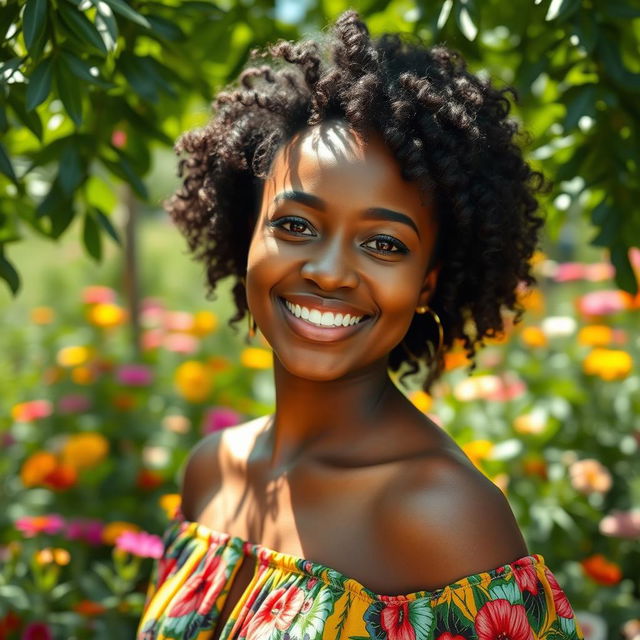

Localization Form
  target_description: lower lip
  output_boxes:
[277,298,371,343]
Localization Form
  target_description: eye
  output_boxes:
[269,216,315,236]
[362,235,409,255]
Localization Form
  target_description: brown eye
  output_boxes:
[269,216,316,236]
[362,235,408,255]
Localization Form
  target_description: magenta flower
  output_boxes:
[116,364,154,387]
[21,621,53,640]
[115,530,163,558]
[15,514,65,537]
[65,518,105,545]
[202,407,243,435]
[57,393,92,414]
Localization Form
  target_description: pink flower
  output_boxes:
[82,285,116,305]
[65,519,105,545]
[202,407,243,435]
[111,130,127,148]
[116,364,153,387]
[163,333,199,354]
[15,514,65,537]
[115,530,163,558]
[599,510,640,539]
[57,393,91,414]
[554,262,587,282]
[21,621,53,640]
[164,311,194,332]
[12,400,53,422]
[577,290,630,316]
[142,329,164,351]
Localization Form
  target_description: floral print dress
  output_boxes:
[137,508,584,640]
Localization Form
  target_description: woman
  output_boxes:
[137,11,583,640]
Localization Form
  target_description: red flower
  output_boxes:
[244,585,305,640]
[436,634,466,640]
[380,602,416,640]
[544,569,575,617]
[475,599,533,640]
[167,551,226,618]
[512,558,539,596]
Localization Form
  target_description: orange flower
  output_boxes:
[491,473,509,495]
[174,361,212,403]
[583,348,633,381]
[569,458,612,495]
[523,456,547,480]
[513,410,546,435]
[43,462,78,491]
[578,325,613,347]
[159,493,181,519]
[136,469,164,490]
[240,347,273,370]
[34,547,71,566]
[444,350,470,371]
[61,433,109,470]
[102,521,140,545]
[71,366,96,385]
[112,392,138,411]
[581,554,622,585]
[461,440,493,470]
[20,452,58,487]
[207,355,231,373]
[73,600,107,616]
[408,390,432,413]
[520,326,548,348]
[30,306,55,325]
[517,286,545,314]
[191,311,219,336]
[87,303,127,328]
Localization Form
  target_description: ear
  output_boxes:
[417,263,441,308]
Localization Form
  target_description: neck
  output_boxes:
[264,357,399,471]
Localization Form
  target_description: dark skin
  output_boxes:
[181,121,528,631]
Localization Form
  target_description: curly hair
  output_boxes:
[166,9,547,392]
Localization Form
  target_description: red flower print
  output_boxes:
[436,633,466,640]
[475,599,533,640]
[544,568,574,618]
[380,601,416,640]
[512,558,539,596]
[245,586,305,640]
[157,555,178,586]
[167,551,226,617]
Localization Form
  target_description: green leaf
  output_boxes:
[94,0,119,50]
[60,50,116,88]
[118,54,158,102]
[455,1,478,41]
[102,150,148,199]
[26,56,53,111]
[8,90,43,139]
[562,83,596,132]
[83,210,102,261]
[145,15,185,41]
[0,249,20,294]
[436,0,453,30]
[22,0,48,57]
[57,142,85,195]
[602,1,640,19]
[94,207,121,245]
[545,0,580,21]
[573,11,598,54]
[611,243,638,295]
[598,35,640,92]
[0,143,17,183]
[54,57,83,126]
[59,1,108,54]
[100,0,150,28]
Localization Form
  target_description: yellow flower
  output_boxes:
[102,521,141,545]
[513,410,547,435]
[87,303,127,329]
[159,493,182,519]
[578,325,613,347]
[174,361,212,403]
[491,473,510,496]
[20,451,58,487]
[517,286,545,314]
[61,432,109,470]
[240,347,273,370]
[31,306,55,325]
[583,348,633,381]
[57,346,92,367]
[35,547,71,566]
[71,366,96,385]
[408,390,432,413]
[520,326,548,348]
[461,440,494,469]
[191,311,219,337]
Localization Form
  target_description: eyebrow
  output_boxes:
[272,190,420,238]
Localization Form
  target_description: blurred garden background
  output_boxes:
[1,0,639,638]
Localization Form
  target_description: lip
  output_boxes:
[280,293,372,318]
[277,296,372,343]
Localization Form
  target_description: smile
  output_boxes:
[282,299,364,327]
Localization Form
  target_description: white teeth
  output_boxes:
[283,299,363,328]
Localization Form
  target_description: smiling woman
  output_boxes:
[137,10,583,640]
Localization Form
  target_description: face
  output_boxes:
[245,120,440,381]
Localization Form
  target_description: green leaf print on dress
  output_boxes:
[363,599,434,640]
[288,579,336,640]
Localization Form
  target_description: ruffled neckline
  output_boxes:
[167,507,546,604]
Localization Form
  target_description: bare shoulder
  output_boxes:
[179,415,270,521]
[376,449,529,591]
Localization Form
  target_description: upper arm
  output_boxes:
[178,431,225,522]
[379,455,529,591]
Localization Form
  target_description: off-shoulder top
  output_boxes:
[137,508,584,640]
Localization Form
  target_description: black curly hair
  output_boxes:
[166,9,547,392]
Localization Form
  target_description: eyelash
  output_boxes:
[268,216,409,255]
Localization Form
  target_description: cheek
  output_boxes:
[245,235,283,315]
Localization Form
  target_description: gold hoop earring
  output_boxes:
[247,311,256,339]
[403,306,444,362]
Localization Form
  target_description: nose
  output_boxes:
[300,235,359,291]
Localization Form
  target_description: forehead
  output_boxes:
[264,121,434,215]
